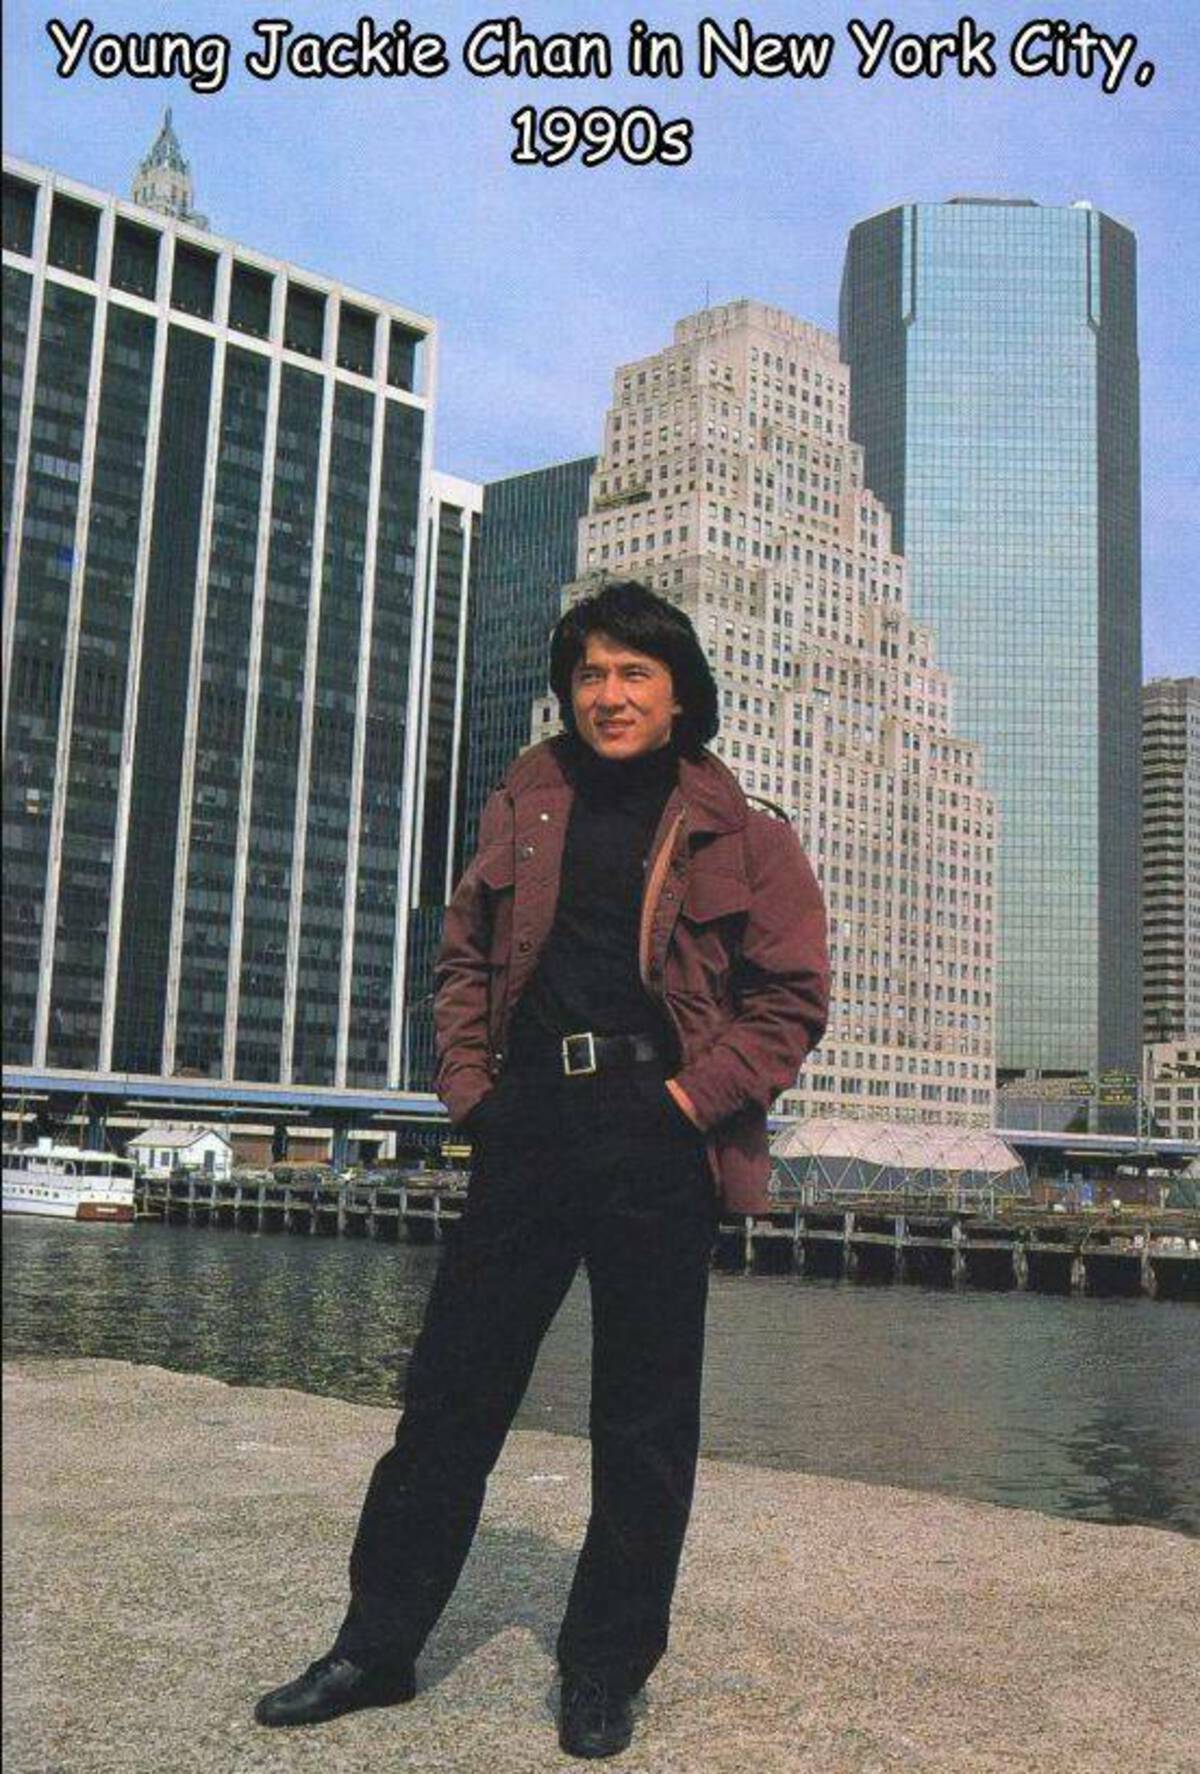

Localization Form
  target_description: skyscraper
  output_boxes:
[547,301,996,1125]
[1142,677,1200,1043]
[2,152,434,1087]
[131,109,209,229]
[840,198,1141,1080]
[455,456,595,872]
[402,471,482,1087]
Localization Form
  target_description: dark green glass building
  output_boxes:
[455,456,595,873]
[840,199,1141,1079]
[390,458,593,1087]
[2,155,432,1088]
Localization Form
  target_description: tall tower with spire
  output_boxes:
[132,109,208,228]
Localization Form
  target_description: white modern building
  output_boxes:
[403,471,484,1086]
[2,143,437,1090]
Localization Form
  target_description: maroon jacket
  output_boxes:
[434,736,830,1213]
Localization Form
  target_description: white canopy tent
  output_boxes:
[771,1117,1028,1204]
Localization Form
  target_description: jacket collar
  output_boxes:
[507,735,748,836]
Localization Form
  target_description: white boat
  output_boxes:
[2,1140,137,1222]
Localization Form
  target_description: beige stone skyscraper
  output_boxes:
[540,300,996,1125]
[1142,677,1200,1043]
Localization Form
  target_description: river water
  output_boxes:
[4,1216,1197,1535]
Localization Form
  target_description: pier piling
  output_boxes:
[132,1175,1200,1301]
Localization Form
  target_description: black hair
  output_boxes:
[548,579,720,759]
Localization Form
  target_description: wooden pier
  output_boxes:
[135,1173,1200,1300]
[715,1202,1200,1300]
[136,1168,463,1243]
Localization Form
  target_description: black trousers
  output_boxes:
[332,1061,718,1693]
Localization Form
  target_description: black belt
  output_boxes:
[551,1031,662,1077]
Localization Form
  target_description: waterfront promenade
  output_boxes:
[5,1359,1198,1771]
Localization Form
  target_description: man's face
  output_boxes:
[570,631,681,760]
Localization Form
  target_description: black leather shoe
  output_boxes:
[254,1651,416,1727]
[558,1673,636,1759]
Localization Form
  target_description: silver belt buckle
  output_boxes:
[562,1032,598,1077]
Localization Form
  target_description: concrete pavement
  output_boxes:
[3,1357,1197,1773]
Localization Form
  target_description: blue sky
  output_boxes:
[4,0,1196,676]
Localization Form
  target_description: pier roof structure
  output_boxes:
[2,1065,442,1130]
[772,1117,1028,1201]
[4,1068,1197,1178]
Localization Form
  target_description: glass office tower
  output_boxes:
[840,199,1141,1078]
[455,457,595,873]
[2,156,434,1087]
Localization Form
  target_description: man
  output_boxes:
[255,580,829,1758]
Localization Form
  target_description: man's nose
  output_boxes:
[596,676,627,706]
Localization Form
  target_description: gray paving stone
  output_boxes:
[3,1357,1197,1773]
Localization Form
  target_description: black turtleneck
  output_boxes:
[509,735,679,1056]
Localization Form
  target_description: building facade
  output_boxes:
[2,154,435,1088]
[402,471,482,1087]
[1143,1042,1199,1144]
[455,456,595,873]
[1143,677,1200,1043]
[840,198,1142,1081]
[539,301,996,1124]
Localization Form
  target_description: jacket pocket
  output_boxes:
[475,844,515,1050]
[476,844,516,891]
[676,870,749,996]
[682,870,750,923]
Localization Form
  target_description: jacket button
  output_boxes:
[539,812,550,822]
[517,936,532,953]
[519,843,534,860]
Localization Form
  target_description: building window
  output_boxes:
[229,262,273,338]
[111,218,160,300]
[387,319,425,393]
[338,302,376,375]
[171,242,218,319]
[48,194,99,278]
[2,173,38,256]
[284,282,326,358]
